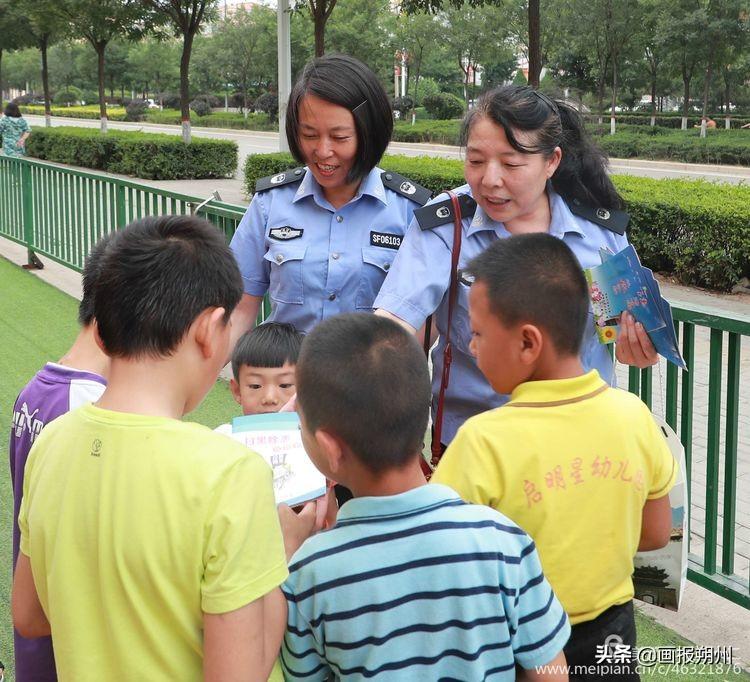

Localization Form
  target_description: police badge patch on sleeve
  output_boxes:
[269,226,304,241]
[370,231,403,250]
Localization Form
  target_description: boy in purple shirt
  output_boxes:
[9,235,111,682]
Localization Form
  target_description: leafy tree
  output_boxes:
[57,0,156,132]
[304,0,337,57]
[401,0,544,87]
[127,39,180,105]
[660,0,708,128]
[140,0,219,143]
[326,0,395,83]
[189,33,225,96]
[696,0,748,135]
[0,0,33,105]
[394,11,441,112]
[4,48,43,93]
[212,6,277,116]
[17,0,68,126]
[443,4,513,105]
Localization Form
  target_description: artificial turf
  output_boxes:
[0,254,747,680]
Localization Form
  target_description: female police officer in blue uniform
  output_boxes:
[375,85,657,453]
[229,54,430,339]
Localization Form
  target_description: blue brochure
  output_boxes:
[231,412,327,506]
[585,245,686,370]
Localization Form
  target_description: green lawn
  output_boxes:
[1,254,747,680]
[0,255,239,679]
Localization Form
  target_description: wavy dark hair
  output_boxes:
[461,85,622,210]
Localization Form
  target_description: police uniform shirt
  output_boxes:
[230,166,424,334]
[374,184,629,445]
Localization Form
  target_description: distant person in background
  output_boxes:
[694,116,716,129]
[0,102,31,157]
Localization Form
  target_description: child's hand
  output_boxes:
[279,393,297,412]
[278,499,325,561]
[615,311,658,368]
[315,484,338,529]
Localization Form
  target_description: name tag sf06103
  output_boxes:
[369,231,402,250]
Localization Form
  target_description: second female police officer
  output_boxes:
[229,54,430,341]
[376,85,657,454]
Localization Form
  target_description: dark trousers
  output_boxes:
[565,601,639,681]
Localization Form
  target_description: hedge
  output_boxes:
[585,113,750,129]
[27,127,237,180]
[20,105,276,131]
[394,119,750,165]
[244,152,750,292]
[20,105,128,121]
[597,129,750,165]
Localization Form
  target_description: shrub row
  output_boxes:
[585,113,750,129]
[244,152,750,292]
[395,119,750,165]
[20,105,128,121]
[143,109,276,130]
[27,127,237,180]
[597,129,750,165]
[20,105,276,131]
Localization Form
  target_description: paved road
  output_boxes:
[23,115,750,185]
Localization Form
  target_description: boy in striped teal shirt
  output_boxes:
[279,313,569,680]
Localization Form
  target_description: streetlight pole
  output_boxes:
[277,0,292,152]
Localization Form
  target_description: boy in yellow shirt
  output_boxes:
[13,216,288,681]
[433,234,676,680]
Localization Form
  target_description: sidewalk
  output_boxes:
[2,235,749,669]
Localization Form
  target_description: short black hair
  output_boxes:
[95,215,242,359]
[4,102,21,117]
[286,54,393,183]
[296,313,430,474]
[231,322,303,379]
[78,233,113,326]
[468,234,589,356]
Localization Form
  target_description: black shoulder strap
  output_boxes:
[380,171,432,206]
[415,194,477,231]
[566,197,629,235]
[255,167,306,193]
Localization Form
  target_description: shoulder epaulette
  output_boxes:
[255,167,306,192]
[380,171,432,206]
[414,194,477,231]
[567,197,629,235]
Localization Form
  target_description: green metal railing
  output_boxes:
[0,155,270,320]
[626,308,749,610]
[1,155,749,610]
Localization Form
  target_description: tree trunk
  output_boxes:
[650,68,657,127]
[597,79,605,126]
[0,49,4,108]
[528,0,541,88]
[97,43,108,134]
[700,52,713,139]
[313,10,325,57]
[724,80,731,129]
[681,61,690,130]
[180,30,194,144]
[411,54,422,126]
[610,56,617,135]
[40,35,52,128]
